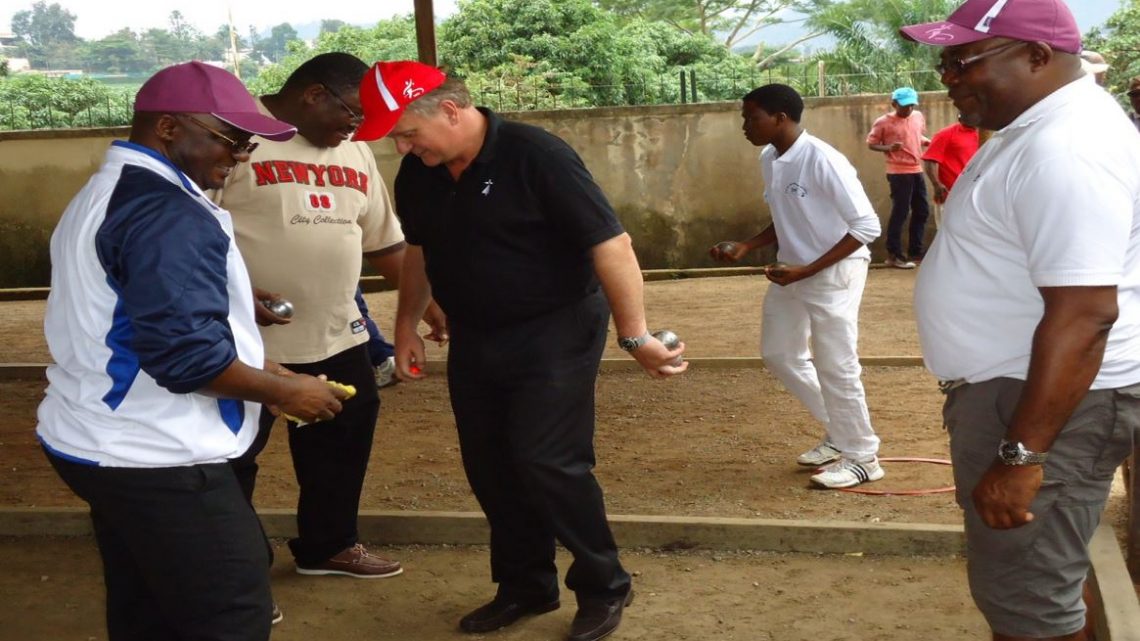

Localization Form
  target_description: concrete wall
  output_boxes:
[0,92,956,287]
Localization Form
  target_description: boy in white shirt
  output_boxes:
[711,84,883,488]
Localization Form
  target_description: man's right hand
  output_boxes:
[933,183,948,204]
[274,374,348,423]
[630,336,688,379]
[394,323,428,382]
[709,240,748,263]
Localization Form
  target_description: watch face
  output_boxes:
[998,441,1020,462]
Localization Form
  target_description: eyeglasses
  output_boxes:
[935,40,1028,77]
[182,115,259,155]
[321,83,362,122]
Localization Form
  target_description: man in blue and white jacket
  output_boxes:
[36,61,351,641]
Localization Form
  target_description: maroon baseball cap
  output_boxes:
[900,0,1081,54]
[134,61,296,141]
[352,61,446,142]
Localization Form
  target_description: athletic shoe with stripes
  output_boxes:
[796,441,842,466]
[810,457,885,489]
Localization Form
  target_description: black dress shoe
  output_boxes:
[458,595,561,633]
[567,591,634,641]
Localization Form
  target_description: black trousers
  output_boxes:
[46,450,272,641]
[447,291,631,603]
[231,343,380,565]
[885,172,931,259]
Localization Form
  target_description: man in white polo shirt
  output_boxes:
[711,83,883,489]
[903,0,1140,638]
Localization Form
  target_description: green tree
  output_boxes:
[804,0,957,93]
[248,17,420,94]
[320,20,348,35]
[440,0,750,107]
[255,23,300,63]
[598,0,823,53]
[10,1,81,68]
[79,28,150,73]
[1083,0,1140,98]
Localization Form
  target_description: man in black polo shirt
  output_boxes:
[353,61,687,641]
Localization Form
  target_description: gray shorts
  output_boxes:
[943,377,1138,637]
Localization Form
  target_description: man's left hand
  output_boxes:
[765,263,812,287]
[422,300,449,345]
[972,462,1043,529]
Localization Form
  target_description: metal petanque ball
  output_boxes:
[651,329,684,366]
[715,241,738,256]
[263,298,295,319]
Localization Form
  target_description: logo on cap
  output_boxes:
[924,25,956,42]
[404,79,425,100]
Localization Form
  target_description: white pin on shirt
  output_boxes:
[482,179,494,196]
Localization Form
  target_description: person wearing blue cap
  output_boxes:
[866,86,931,268]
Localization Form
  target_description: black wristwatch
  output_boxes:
[997,439,1049,466]
[617,333,651,352]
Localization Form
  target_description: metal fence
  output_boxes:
[1,90,134,131]
[0,67,945,132]
[469,67,944,112]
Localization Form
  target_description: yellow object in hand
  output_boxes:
[282,380,356,425]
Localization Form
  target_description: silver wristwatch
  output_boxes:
[617,333,651,352]
[997,439,1049,466]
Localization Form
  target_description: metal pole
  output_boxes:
[818,60,825,97]
[413,0,438,66]
[689,69,697,102]
[680,70,687,104]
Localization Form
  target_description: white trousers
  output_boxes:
[760,258,880,460]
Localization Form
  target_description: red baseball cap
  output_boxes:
[353,61,446,142]
[134,61,296,141]
[900,0,1081,54]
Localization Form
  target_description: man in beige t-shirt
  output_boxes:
[217,52,432,579]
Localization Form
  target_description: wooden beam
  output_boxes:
[414,0,438,67]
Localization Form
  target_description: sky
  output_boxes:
[0,0,458,39]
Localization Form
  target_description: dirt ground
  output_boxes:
[0,270,1127,640]
[1,538,986,641]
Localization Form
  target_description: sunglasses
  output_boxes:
[182,115,259,155]
[935,40,1028,77]
[321,83,362,122]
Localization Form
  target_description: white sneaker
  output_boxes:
[884,255,917,269]
[374,356,398,389]
[271,602,283,625]
[797,442,842,466]
[810,457,885,489]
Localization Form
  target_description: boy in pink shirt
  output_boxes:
[867,87,931,268]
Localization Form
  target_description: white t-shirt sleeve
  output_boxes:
[1010,155,1132,287]
[815,151,881,245]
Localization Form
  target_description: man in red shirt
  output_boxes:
[922,116,980,208]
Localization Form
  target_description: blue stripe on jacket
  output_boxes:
[95,164,238,396]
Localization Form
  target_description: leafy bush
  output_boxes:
[0,74,132,130]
